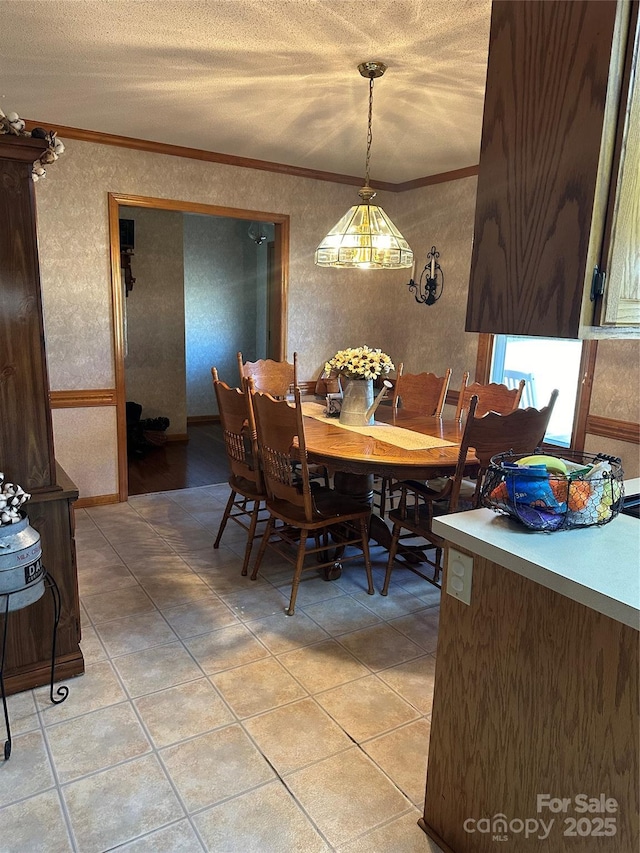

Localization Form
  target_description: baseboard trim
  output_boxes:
[75,493,120,509]
[187,415,220,424]
[166,433,189,443]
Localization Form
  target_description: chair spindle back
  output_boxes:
[211,367,262,490]
[250,382,314,519]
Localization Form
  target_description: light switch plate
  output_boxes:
[446,548,473,605]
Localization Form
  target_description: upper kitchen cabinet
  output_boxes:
[466,0,640,339]
[599,3,640,327]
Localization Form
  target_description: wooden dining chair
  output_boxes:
[382,389,558,595]
[377,364,453,515]
[455,371,525,420]
[237,351,298,398]
[211,368,268,576]
[249,382,374,615]
[421,372,527,500]
[392,363,452,416]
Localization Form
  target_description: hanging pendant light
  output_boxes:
[315,61,413,270]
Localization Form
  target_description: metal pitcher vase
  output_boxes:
[339,379,375,426]
[0,514,44,612]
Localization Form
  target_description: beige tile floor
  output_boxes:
[0,485,444,853]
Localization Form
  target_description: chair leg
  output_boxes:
[286,532,309,616]
[315,529,331,565]
[250,516,274,581]
[434,546,443,584]
[379,477,388,517]
[213,490,235,549]
[381,521,402,596]
[240,500,261,577]
[359,518,374,595]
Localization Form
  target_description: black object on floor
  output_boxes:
[126,402,170,457]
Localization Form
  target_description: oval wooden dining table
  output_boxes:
[303,405,473,480]
[300,402,479,553]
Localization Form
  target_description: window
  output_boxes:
[489,336,584,447]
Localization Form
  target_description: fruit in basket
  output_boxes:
[516,455,568,475]
[568,480,592,512]
[548,477,591,511]
[548,478,568,504]
[594,476,622,521]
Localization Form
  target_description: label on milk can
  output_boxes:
[24,557,44,586]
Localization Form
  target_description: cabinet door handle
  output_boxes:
[590,266,606,301]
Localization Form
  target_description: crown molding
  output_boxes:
[24,119,477,192]
[394,165,479,191]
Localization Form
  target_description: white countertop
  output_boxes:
[433,478,640,630]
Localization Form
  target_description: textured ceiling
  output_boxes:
[0,0,492,184]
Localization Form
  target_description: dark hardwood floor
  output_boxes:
[127,422,230,496]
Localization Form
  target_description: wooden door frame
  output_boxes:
[266,240,280,360]
[108,192,290,501]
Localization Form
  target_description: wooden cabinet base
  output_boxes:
[424,547,639,852]
[3,650,84,696]
[417,819,455,853]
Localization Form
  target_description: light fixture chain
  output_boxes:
[364,75,374,186]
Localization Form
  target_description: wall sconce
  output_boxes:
[407,246,444,306]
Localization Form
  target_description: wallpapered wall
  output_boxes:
[118,209,271,428]
[184,215,267,418]
[120,206,187,434]
[34,139,639,497]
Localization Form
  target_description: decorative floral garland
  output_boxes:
[0,109,64,181]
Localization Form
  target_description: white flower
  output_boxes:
[325,346,394,380]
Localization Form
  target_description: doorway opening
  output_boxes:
[108,193,290,501]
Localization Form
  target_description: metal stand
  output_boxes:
[0,570,68,760]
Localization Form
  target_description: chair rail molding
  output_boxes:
[50,389,117,408]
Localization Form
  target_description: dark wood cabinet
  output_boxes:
[465,0,640,339]
[0,136,56,490]
[0,135,84,694]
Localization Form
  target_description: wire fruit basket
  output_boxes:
[481,450,624,531]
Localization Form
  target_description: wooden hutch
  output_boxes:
[0,134,83,694]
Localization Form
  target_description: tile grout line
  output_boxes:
[34,690,81,852]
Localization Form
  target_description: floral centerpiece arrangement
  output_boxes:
[325,346,394,380]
